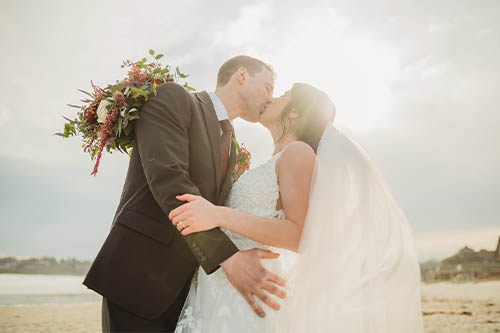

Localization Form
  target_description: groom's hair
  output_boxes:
[216,56,275,88]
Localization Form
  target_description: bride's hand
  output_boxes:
[169,194,222,235]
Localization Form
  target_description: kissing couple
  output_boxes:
[84,55,424,332]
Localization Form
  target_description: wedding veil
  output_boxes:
[280,124,424,332]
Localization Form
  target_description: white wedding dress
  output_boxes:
[175,124,423,333]
[175,151,297,333]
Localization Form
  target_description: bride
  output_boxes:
[171,83,424,332]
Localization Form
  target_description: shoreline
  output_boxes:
[0,282,499,332]
[0,294,101,307]
[0,300,101,307]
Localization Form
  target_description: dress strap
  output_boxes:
[272,142,295,159]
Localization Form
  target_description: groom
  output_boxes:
[84,56,286,332]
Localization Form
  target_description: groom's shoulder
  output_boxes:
[151,83,196,115]
[156,82,190,98]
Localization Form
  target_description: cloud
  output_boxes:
[0,0,498,260]
[0,105,14,128]
[0,154,127,260]
[415,227,500,261]
[212,2,275,50]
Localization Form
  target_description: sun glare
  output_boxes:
[265,9,400,133]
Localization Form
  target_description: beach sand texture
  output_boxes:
[421,281,500,333]
[0,281,499,332]
[0,303,100,332]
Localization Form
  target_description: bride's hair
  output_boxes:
[278,83,335,153]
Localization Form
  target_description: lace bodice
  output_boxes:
[222,153,285,249]
[175,153,297,333]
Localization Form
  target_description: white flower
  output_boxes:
[96,99,112,123]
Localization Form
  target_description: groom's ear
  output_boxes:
[235,67,248,85]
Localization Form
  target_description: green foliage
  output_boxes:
[55,50,195,174]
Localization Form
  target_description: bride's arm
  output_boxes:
[169,142,316,252]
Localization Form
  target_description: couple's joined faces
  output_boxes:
[259,90,292,127]
[239,69,274,122]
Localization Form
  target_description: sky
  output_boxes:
[1,0,499,261]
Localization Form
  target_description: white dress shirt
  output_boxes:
[207,92,233,135]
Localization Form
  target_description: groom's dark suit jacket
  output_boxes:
[83,83,239,320]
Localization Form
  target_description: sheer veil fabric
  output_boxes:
[279,124,424,332]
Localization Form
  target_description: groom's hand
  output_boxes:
[220,248,287,318]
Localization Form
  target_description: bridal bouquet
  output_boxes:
[56,50,194,175]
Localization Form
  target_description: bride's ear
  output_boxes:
[288,110,300,120]
[288,110,300,123]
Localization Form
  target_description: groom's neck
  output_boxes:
[213,88,240,121]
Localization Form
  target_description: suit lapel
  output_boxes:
[218,133,237,204]
[195,91,222,195]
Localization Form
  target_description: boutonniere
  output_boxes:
[232,137,251,183]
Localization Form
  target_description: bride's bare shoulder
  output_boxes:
[277,141,315,175]
[280,141,315,159]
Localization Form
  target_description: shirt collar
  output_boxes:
[207,92,229,122]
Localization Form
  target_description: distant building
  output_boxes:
[421,236,500,283]
[442,237,500,266]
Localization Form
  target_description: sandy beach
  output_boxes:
[420,281,500,333]
[1,281,499,332]
[0,303,101,333]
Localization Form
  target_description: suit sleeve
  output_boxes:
[136,83,238,274]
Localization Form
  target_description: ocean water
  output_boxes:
[0,273,101,305]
